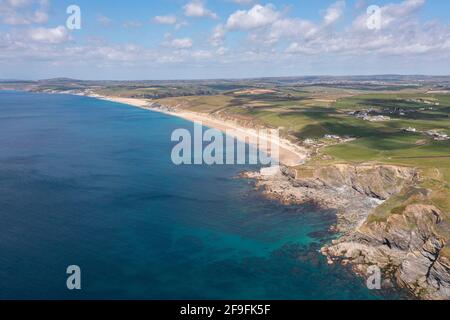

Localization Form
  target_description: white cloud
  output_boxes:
[231,0,254,4]
[269,18,318,41]
[192,50,213,59]
[2,0,450,78]
[220,2,328,44]
[183,0,218,19]
[207,0,450,62]
[153,15,178,25]
[211,24,226,46]
[226,4,280,30]
[323,0,345,26]
[285,42,316,54]
[0,0,49,25]
[169,38,193,49]
[352,0,426,31]
[27,25,69,44]
[5,0,32,7]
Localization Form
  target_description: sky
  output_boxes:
[0,0,450,80]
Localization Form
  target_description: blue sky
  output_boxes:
[0,0,450,80]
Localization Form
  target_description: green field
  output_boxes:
[155,87,450,229]
[157,89,450,169]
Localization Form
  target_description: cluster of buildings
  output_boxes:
[402,127,450,141]
[380,107,416,116]
[348,110,391,122]
[425,130,450,141]
[324,134,341,139]
[302,135,355,147]
[348,101,440,122]
[407,98,440,106]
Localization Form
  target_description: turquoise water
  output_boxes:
[0,91,393,299]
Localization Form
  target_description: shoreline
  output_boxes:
[88,95,309,167]
[7,89,447,300]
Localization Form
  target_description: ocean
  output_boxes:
[0,91,394,299]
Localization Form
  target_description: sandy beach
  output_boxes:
[90,95,309,166]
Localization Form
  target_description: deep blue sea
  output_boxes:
[0,91,395,299]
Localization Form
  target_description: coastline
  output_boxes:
[7,89,448,300]
[2,89,380,300]
[89,95,416,298]
[88,95,309,167]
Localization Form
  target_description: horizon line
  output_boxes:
[2,74,450,83]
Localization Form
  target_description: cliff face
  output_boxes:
[311,164,415,200]
[324,204,450,300]
[249,164,416,232]
[246,164,450,300]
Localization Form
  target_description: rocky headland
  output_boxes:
[243,164,450,300]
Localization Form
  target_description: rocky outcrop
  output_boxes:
[244,164,450,300]
[324,204,450,300]
[246,164,416,232]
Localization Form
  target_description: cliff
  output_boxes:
[246,164,416,232]
[323,190,450,300]
[245,164,450,300]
